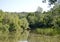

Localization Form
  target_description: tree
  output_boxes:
[42,0,57,5]
[35,6,43,13]
[26,13,38,29]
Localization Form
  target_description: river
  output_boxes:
[18,41,28,42]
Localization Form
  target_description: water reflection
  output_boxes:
[0,28,30,42]
[18,41,28,42]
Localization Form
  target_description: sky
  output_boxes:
[0,0,53,12]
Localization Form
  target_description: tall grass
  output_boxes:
[33,28,60,36]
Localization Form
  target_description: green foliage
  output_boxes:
[0,3,60,42]
[0,10,29,42]
[34,28,58,36]
[42,0,57,5]
[26,4,60,36]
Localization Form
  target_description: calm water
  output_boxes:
[18,41,28,42]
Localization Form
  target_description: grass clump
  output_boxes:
[34,28,59,36]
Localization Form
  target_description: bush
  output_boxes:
[35,28,59,36]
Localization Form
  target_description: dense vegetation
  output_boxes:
[27,4,60,35]
[0,2,60,42]
[0,10,29,42]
